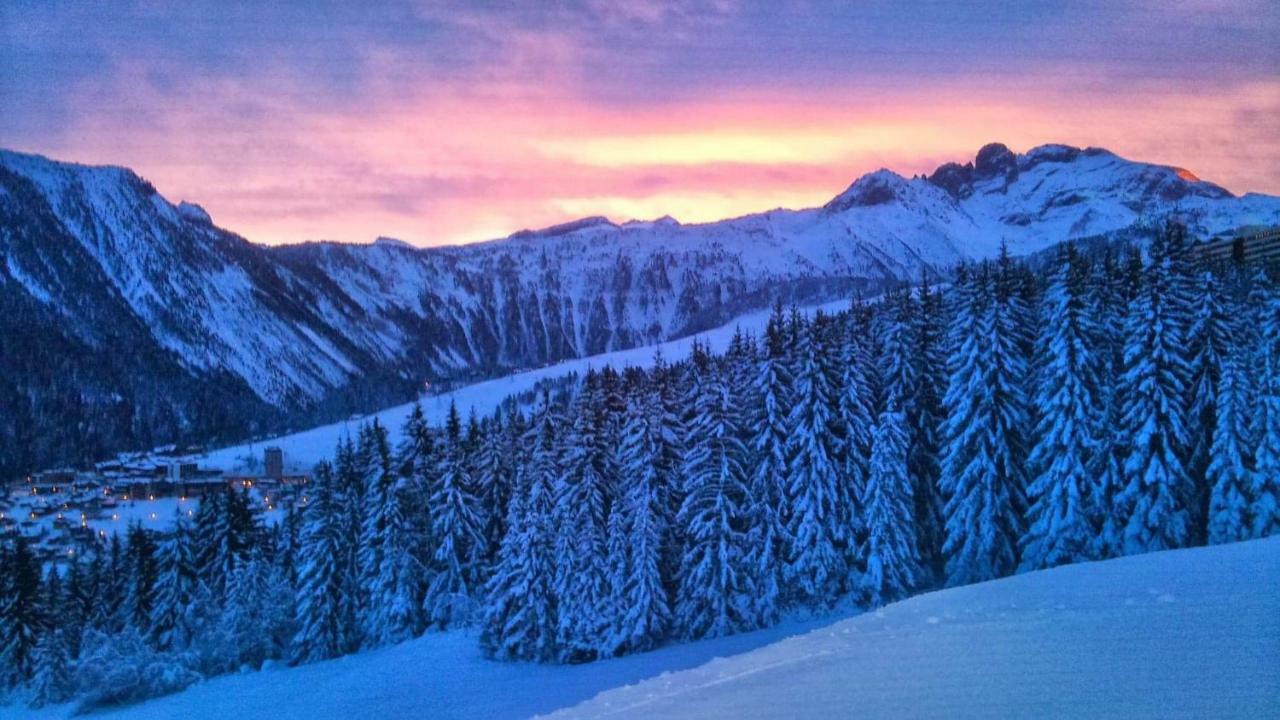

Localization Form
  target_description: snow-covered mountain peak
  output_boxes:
[824,168,917,212]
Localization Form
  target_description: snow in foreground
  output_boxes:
[6,539,1276,720]
[547,538,1280,720]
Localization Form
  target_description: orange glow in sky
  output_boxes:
[3,2,1277,246]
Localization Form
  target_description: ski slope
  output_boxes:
[197,297,853,473]
[548,538,1280,720]
[5,538,1274,720]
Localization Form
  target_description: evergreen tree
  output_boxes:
[364,478,423,647]
[1021,247,1102,570]
[552,375,613,659]
[124,523,159,634]
[612,385,673,652]
[940,264,1028,585]
[910,275,948,578]
[425,401,485,629]
[27,629,73,707]
[835,319,875,592]
[743,306,790,626]
[861,399,921,606]
[1251,281,1280,538]
[783,320,844,603]
[1206,339,1253,544]
[1185,269,1230,539]
[1116,232,1192,554]
[0,537,41,686]
[676,364,753,638]
[481,395,558,661]
[291,462,348,664]
[152,510,198,650]
[357,420,394,643]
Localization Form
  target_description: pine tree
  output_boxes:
[783,319,844,603]
[124,523,159,634]
[27,629,73,707]
[152,510,198,650]
[1250,280,1280,538]
[357,420,394,644]
[1206,339,1253,544]
[1185,269,1230,540]
[1090,249,1129,559]
[743,306,790,626]
[940,264,1028,585]
[425,401,485,629]
[1116,232,1192,554]
[480,395,558,661]
[835,319,875,593]
[364,478,423,647]
[861,399,921,606]
[612,385,673,653]
[1021,247,1102,570]
[676,363,753,639]
[552,374,613,659]
[0,537,41,686]
[910,275,948,578]
[291,462,347,664]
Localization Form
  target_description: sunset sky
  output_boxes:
[3,1,1278,246]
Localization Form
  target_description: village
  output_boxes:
[0,446,309,565]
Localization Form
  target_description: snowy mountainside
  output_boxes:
[6,536,1273,720]
[2,143,1278,473]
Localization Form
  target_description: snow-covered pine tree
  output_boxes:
[783,317,845,604]
[357,419,394,644]
[364,477,423,647]
[334,435,364,651]
[1250,279,1280,538]
[1116,230,1193,554]
[910,274,948,578]
[425,401,485,629]
[743,304,790,627]
[1206,335,1253,544]
[861,397,921,606]
[1185,269,1230,540]
[291,462,348,665]
[151,509,198,651]
[676,362,754,639]
[124,522,159,634]
[0,537,42,687]
[474,413,514,569]
[1090,248,1129,559]
[1020,246,1102,571]
[835,314,875,594]
[611,383,673,653]
[940,262,1028,585]
[552,372,613,660]
[27,629,73,707]
[480,393,559,661]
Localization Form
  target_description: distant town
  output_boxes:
[0,446,309,565]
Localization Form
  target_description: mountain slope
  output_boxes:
[2,143,1278,474]
[5,537,1273,720]
[547,537,1280,720]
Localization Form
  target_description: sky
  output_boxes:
[2,1,1278,247]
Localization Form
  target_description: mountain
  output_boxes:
[2,142,1278,474]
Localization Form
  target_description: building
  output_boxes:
[1194,226,1280,264]
[264,446,284,480]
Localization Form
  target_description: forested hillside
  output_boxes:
[4,223,1278,711]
